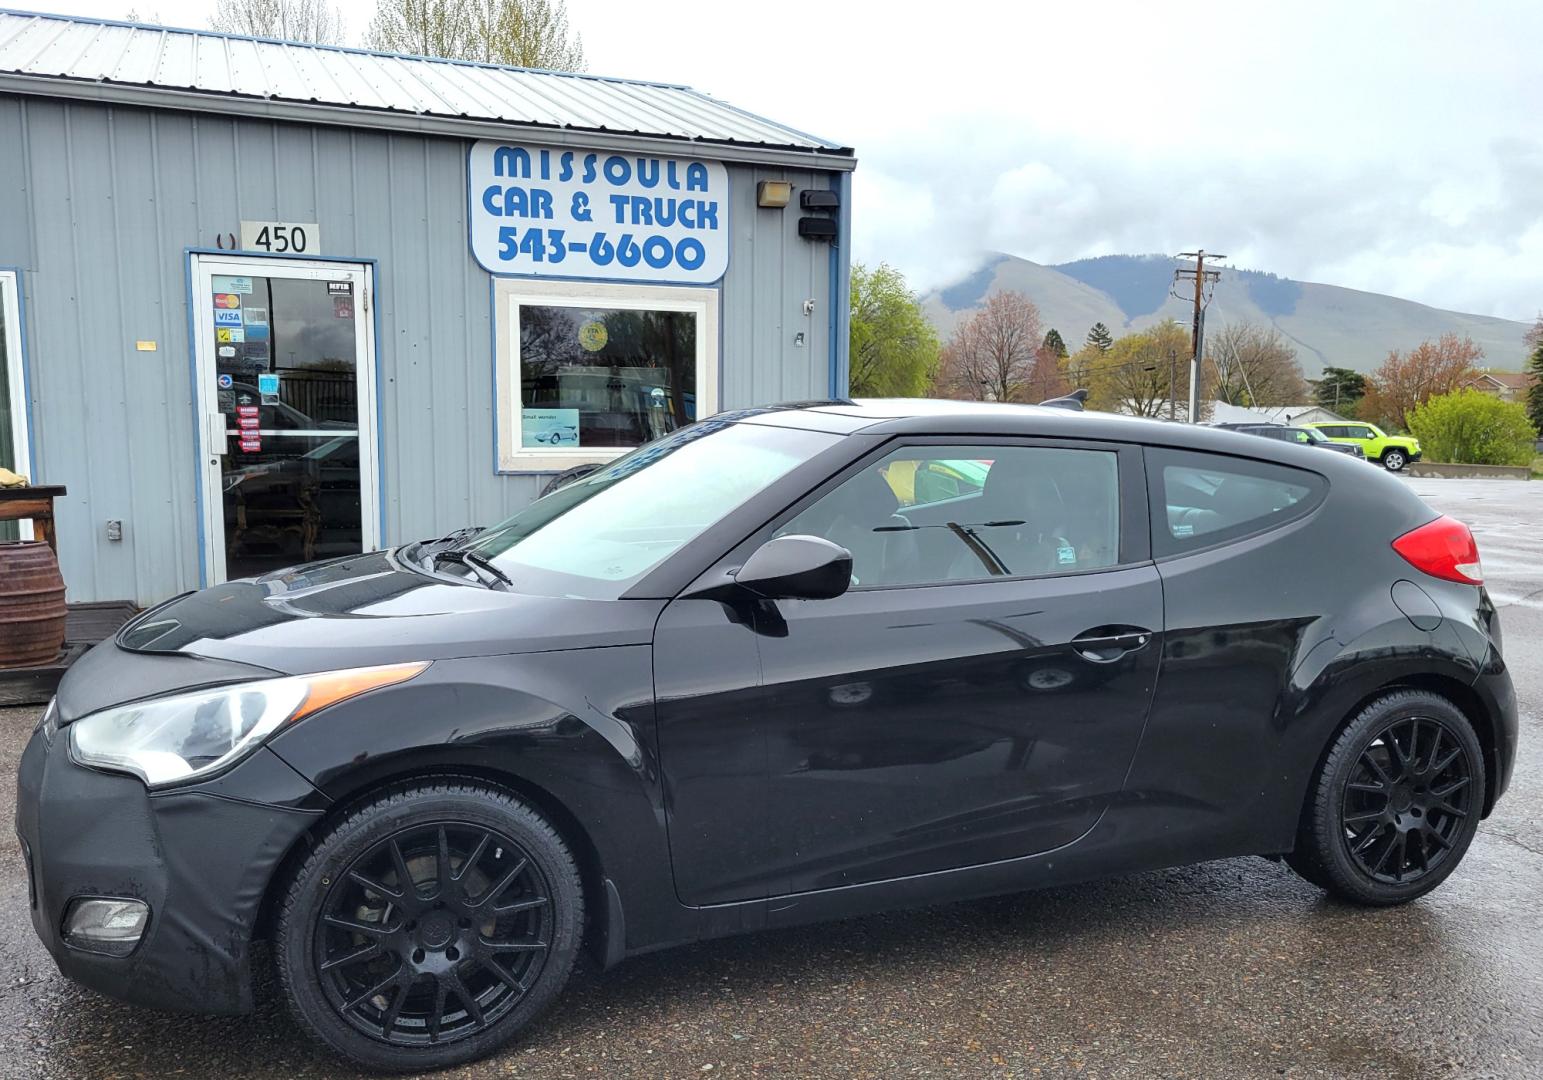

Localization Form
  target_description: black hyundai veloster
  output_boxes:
[17,400,1516,1071]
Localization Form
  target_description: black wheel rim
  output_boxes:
[316,821,552,1047]
[1341,715,1474,885]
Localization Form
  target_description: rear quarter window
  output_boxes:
[1148,447,1328,557]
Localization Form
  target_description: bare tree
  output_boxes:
[1361,333,1483,430]
[1207,323,1309,407]
[368,0,585,70]
[1526,314,1543,351]
[933,291,1043,402]
[210,0,345,43]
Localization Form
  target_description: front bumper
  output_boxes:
[15,725,324,1014]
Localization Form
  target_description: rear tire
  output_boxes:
[1288,690,1483,906]
[1382,449,1407,472]
[275,780,584,1072]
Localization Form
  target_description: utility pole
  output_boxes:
[1168,348,1177,421]
[1174,250,1225,422]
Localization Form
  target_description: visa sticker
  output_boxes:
[1056,543,1077,566]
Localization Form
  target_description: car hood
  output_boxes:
[71,550,663,713]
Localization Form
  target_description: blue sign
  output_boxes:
[217,373,234,389]
[468,141,729,284]
[214,309,243,327]
[257,373,280,395]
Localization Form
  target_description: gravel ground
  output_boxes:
[0,477,1538,1079]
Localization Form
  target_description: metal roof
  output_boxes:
[0,8,853,168]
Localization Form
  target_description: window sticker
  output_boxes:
[522,408,581,448]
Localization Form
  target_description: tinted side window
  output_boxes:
[1321,426,1347,438]
[777,444,1121,588]
[1149,448,1327,556]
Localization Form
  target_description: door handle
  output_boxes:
[1071,628,1153,662]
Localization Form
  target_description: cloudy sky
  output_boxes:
[39,0,1543,320]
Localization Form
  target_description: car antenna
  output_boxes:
[1038,388,1089,411]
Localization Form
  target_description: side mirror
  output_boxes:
[734,535,852,600]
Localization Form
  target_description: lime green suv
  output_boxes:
[1302,421,1421,472]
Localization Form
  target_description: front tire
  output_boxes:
[1382,449,1407,471]
[1288,690,1483,906]
[275,780,584,1072]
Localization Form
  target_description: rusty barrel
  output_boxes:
[0,541,66,667]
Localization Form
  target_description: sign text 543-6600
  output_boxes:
[468,142,729,284]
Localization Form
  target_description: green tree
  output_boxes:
[1086,320,1199,418]
[1312,366,1367,415]
[465,0,584,67]
[1086,322,1113,352]
[1407,388,1537,466]
[368,0,585,70]
[1043,328,1068,359]
[847,263,939,398]
[1526,341,1543,433]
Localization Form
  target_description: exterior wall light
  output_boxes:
[757,180,793,208]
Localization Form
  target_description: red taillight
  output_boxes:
[1392,515,1483,585]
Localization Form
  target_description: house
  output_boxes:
[1463,371,1535,402]
[1209,402,1345,427]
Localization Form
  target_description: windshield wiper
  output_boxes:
[432,549,513,590]
[945,522,1010,576]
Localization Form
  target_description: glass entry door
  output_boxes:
[191,256,379,584]
[0,270,29,541]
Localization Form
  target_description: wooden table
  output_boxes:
[0,485,66,551]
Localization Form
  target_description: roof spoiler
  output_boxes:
[1038,388,1089,411]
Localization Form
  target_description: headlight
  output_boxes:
[68,662,428,787]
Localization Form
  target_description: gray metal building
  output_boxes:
[0,9,855,606]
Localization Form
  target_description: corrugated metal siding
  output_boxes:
[0,94,836,605]
[0,10,847,154]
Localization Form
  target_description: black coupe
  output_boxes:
[17,400,1516,1072]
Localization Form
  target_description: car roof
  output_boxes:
[725,398,1318,456]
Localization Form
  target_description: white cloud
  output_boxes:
[37,0,1543,318]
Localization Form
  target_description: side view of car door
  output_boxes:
[654,437,1166,905]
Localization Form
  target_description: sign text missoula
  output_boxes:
[468,142,729,284]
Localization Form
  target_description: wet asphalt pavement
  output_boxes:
[0,477,1539,1079]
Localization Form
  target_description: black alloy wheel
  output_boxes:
[277,781,583,1071]
[1340,715,1474,884]
[1289,689,1484,905]
[316,822,552,1046]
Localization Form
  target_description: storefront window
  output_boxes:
[494,280,718,471]
[519,305,695,449]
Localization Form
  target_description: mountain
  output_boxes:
[922,254,1534,375]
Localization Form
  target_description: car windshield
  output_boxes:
[457,420,840,598]
[1299,427,1328,442]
